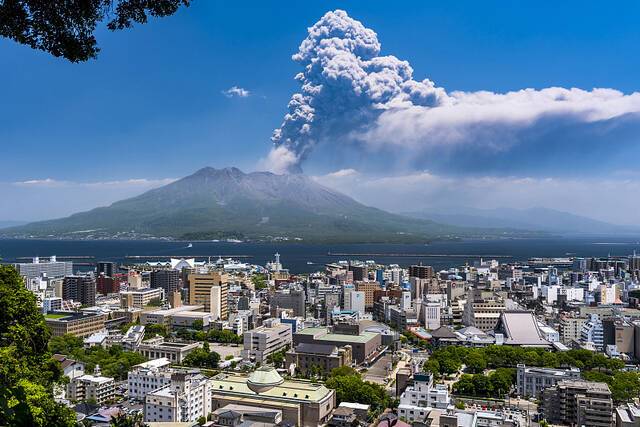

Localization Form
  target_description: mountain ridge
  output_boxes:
[403,206,640,235]
[4,167,497,243]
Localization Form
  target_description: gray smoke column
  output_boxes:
[267,10,446,173]
[265,9,640,174]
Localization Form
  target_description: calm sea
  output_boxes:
[1,237,640,273]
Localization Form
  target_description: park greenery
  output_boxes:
[0,265,77,426]
[176,327,243,344]
[49,334,147,381]
[427,345,624,378]
[452,368,516,397]
[251,273,269,290]
[182,342,221,369]
[431,345,638,402]
[324,366,396,417]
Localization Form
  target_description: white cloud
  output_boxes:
[12,177,175,188]
[222,86,251,98]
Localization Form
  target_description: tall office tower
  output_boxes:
[630,253,640,273]
[270,288,306,317]
[96,274,119,295]
[96,261,116,277]
[150,269,180,296]
[62,275,97,306]
[188,271,229,320]
[15,255,73,280]
[349,264,367,282]
[409,264,434,280]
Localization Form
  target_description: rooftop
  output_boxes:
[295,327,378,343]
[211,371,333,403]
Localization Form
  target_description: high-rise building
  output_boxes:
[348,264,367,282]
[96,274,119,295]
[15,256,73,280]
[355,281,382,308]
[541,380,613,427]
[96,261,116,277]
[242,318,292,363]
[188,271,228,320]
[409,264,434,280]
[270,288,306,317]
[62,274,97,306]
[150,269,180,296]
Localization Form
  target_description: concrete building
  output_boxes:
[120,287,164,309]
[355,281,382,308]
[242,318,293,363]
[603,317,635,356]
[68,373,116,404]
[209,367,336,427]
[423,301,441,330]
[616,402,640,427]
[14,256,73,279]
[150,269,180,296]
[127,358,172,400]
[409,264,434,280]
[137,338,202,364]
[516,364,581,398]
[462,292,508,332]
[343,289,366,315]
[270,288,306,317]
[144,371,212,423]
[45,311,107,338]
[188,271,228,320]
[581,314,605,351]
[140,305,208,328]
[541,380,614,427]
[62,274,96,306]
[559,315,587,344]
[285,343,353,377]
[398,372,451,422]
[293,326,380,364]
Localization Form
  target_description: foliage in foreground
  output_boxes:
[0,265,76,426]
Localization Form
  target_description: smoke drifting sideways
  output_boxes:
[265,10,640,174]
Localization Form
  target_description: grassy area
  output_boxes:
[45,313,68,319]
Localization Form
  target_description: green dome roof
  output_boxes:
[247,367,284,393]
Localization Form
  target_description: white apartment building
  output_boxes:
[343,290,365,315]
[68,373,116,404]
[516,364,581,398]
[144,372,212,423]
[127,358,172,400]
[581,314,604,351]
[242,318,292,363]
[398,372,451,422]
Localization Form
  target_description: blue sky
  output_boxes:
[1,1,639,223]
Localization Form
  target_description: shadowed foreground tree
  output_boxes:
[0,265,76,426]
[0,0,190,62]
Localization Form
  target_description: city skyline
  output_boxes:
[1,2,639,224]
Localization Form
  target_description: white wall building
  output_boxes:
[144,371,212,423]
[127,358,172,400]
[398,372,451,422]
[242,318,292,363]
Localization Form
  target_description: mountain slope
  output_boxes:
[4,167,476,243]
[404,206,640,235]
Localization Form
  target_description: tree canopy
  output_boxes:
[0,0,190,62]
[0,265,76,426]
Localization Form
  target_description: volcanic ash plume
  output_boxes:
[265,9,640,174]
